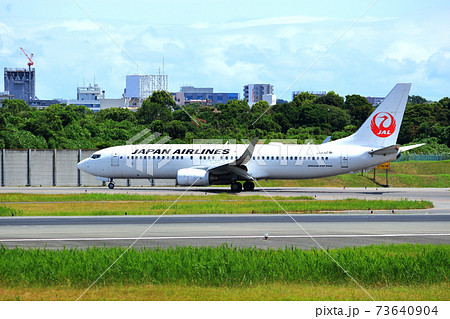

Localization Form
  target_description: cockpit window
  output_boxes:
[91,154,101,159]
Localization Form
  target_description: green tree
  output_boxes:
[315,91,344,108]
[165,120,187,140]
[292,92,317,106]
[0,99,30,114]
[136,100,172,124]
[408,95,428,105]
[148,90,176,109]
[0,113,6,130]
[95,107,136,123]
[345,94,374,127]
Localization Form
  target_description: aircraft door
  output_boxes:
[111,152,119,166]
[341,152,348,168]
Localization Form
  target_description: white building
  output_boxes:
[125,74,168,107]
[243,84,274,107]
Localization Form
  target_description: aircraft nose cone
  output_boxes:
[77,159,87,171]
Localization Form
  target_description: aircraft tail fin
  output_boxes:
[331,83,411,147]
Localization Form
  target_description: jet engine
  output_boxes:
[176,168,211,186]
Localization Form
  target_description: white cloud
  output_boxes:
[381,41,434,63]
[60,19,99,32]
[190,14,329,30]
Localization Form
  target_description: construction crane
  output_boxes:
[20,47,35,102]
[20,47,34,67]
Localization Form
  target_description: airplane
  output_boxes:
[77,83,423,192]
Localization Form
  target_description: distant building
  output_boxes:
[366,96,384,106]
[172,86,239,106]
[125,74,168,107]
[4,67,36,103]
[29,99,61,109]
[61,83,104,112]
[292,91,327,100]
[262,94,276,106]
[244,84,274,107]
[77,83,104,101]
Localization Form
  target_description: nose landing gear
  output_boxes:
[108,179,115,189]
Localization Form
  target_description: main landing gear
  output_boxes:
[230,181,255,192]
[108,179,115,189]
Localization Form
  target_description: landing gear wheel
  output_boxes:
[243,181,255,191]
[108,181,115,189]
[230,182,242,192]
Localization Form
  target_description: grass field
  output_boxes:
[0,193,433,216]
[263,160,450,188]
[1,283,448,301]
[0,244,448,301]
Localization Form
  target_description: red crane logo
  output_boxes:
[370,112,396,138]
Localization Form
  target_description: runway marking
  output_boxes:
[1,233,449,242]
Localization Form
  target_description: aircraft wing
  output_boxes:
[204,137,258,180]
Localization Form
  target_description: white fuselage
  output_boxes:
[77,143,397,181]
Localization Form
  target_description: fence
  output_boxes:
[395,154,450,162]
[0,149,175,187]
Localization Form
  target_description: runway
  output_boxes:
[0,187,449,249]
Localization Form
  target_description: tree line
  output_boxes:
[0,90,449,153]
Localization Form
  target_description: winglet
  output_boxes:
[235,137,258,166]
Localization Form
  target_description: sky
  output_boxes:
[1,0,449,101]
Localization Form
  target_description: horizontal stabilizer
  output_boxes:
[369,145,400,156]
[399,143,425,152]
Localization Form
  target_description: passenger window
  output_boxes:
[325,157,328,160]
[312,157,315,160]
[190,156,193,160]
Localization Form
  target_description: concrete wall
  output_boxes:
[0,149,176,187]
[30,149,54,186]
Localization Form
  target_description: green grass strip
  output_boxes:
[0,198,432,216]
[0,244,448,287]
[0,193,314,203]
